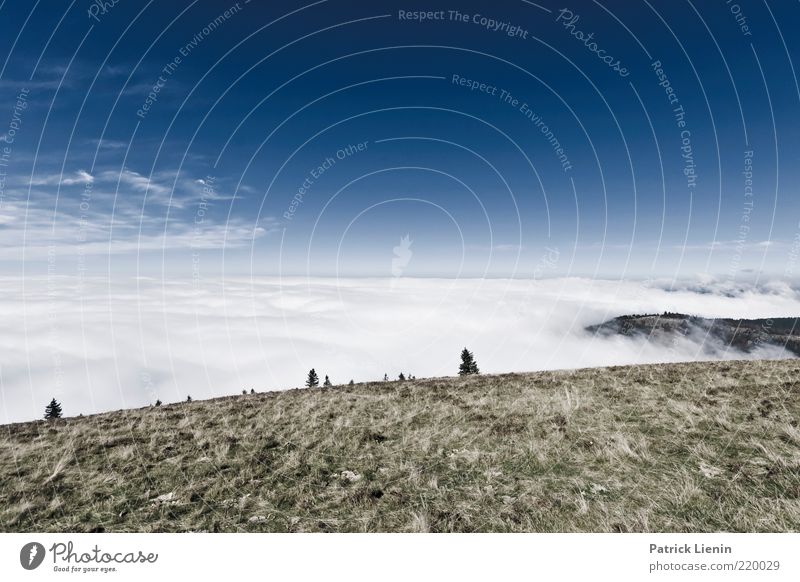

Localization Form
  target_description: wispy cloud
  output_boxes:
[0,166,277,259]
[30,170,94,186]
[0,201,273,259]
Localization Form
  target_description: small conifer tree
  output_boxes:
[458,348,480,376]
[398,372,406,381]
[323,375,332,387]
[348,379,354,386]
[187,395,192,402]
[44,398,63,420]
[155,399,162,407]
[306,368,319,387]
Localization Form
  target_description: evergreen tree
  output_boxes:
[242,389,247,395]
[186,395,192,402]
[398,372,406,381]
[323,375,332,387]
[348,379,354,386]
[458,348,480,376]
[383,373,389,381]
[250,388,255,394]
[44,398,62,420]
[155,399,162,407]
[306,368,319,387]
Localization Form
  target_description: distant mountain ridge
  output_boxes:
[587,313,800,356]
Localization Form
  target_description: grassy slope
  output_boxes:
[2,360,799,533]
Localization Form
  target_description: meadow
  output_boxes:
[2,359,799,532]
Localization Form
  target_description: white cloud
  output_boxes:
[98,168,173,199]
[0,167,275,259]
[0,200,273,260]
[1,276,798,424]
[30,170,94,186]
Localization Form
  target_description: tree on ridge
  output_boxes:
[44,398,63,420]
[458,348,480,376]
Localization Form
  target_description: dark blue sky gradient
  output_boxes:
[1,0,798,278]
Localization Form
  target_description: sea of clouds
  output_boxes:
[2,275,799,424]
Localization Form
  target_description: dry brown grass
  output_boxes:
[1,359,799,532]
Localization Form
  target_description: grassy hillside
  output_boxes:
[2,360,800,532]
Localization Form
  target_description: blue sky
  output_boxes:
[1,0,799,279]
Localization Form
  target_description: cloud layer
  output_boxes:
[2,276,799,424]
